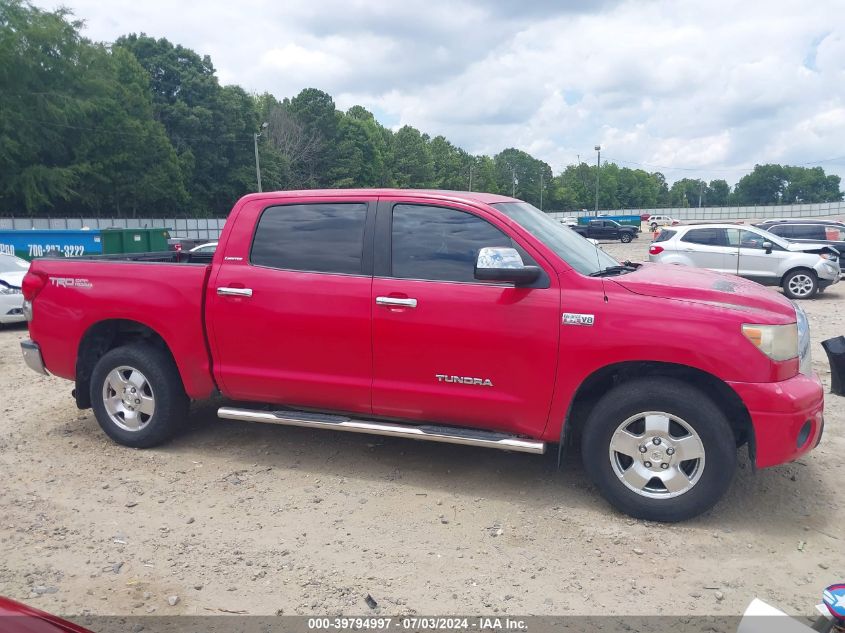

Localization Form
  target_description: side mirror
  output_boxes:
[474,247,540,285]
[762,241,773,254]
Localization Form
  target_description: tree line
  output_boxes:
[1,0,842,218]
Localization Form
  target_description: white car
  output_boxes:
[648,223,840,299]
[558,216,578,226]
[0,253,29,324]
[190,241,218,254]
[647,215,679,230]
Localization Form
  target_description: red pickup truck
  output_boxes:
[19,190,824,521]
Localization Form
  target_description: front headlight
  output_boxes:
[820,252,838,262]
[0,285,21,295]
[742,323,799,361]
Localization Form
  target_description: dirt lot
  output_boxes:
[0,237,843,621]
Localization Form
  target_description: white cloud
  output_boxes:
[31,0,845,185]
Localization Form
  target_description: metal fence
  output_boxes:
[3,199,845,235]
[547,200,845,222]
[0,217,227,240]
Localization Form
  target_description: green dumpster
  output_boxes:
[100,228,171,254]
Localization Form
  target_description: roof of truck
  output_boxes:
[239,189,520,206]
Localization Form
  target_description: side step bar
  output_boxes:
[217,407,546,455]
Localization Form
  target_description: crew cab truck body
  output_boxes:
[20,190,824,522]
[572,219,638,243]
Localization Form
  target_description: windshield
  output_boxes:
[0,254,29,273]
[491,202,619,275]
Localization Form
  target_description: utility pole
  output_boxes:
[468,163,473,192]
[540,171,544,211]
[698,181,704,208]
[507,164,516,197]
[594,145,601,216]
[254,122,268,192]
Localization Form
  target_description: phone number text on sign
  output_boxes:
[28,244,85,257]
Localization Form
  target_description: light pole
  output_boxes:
[594,145,601,216]
[254,121,268,192]
[539,170,544,211]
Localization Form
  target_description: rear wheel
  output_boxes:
[620,233,633,243]
[782,268,818,299]
[90,344,188,448]
[581,377,737,522]
[650,222,658,231]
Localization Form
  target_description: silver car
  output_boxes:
[648,223,840,299]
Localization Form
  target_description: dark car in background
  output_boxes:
[571,219,639,243]
[754,220,845,272]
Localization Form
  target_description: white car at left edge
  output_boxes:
[0,253,29,324]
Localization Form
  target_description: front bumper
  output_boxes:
[728,372,824,469]
[0,292,25,323]
[20,339,48,376]
[815,260,840,286]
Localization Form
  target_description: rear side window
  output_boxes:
[791,224,826,240]
[681,228,726,246]
[767,225,793,238]
[251,203,367,274]
[391,204,532,283]
[654,229,675,242]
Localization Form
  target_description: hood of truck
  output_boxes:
[610,262,796,320]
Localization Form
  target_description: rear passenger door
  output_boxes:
[679,228,734,273]
[370,200,560,437]
[207,198,375,414]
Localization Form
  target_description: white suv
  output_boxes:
[648,224,840,299]
[647,215,679,230]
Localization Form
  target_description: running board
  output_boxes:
[217,407,546,455]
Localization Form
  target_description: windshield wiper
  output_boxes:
[589,262,639,277]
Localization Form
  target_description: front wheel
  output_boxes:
[620,233,632,243]
[581,377,737,522]
[650,222,658,231]
[90,343,188,448]
[782,269,818,299]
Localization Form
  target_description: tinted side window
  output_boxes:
[654,229,675,243]
[768,225,793,238]
[391,204,528,282]
[681,228,726,246]
[251,203,367,274]
[791,224,826,240]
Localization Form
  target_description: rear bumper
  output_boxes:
[728,372,824,469]
[20,339,48,376]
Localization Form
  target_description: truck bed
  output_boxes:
[26,254,217,399]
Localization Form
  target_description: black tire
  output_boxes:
[620,232,632,243]
[581,377,737,522]
[90,343,188,448]
[782,268,818,300]
[650,222,658,231]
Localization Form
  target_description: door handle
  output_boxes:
[376,296,417,308]
[217,287,253,297]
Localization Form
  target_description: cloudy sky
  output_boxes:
[33,0,845,185]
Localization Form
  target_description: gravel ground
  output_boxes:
[0,237,843,621]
